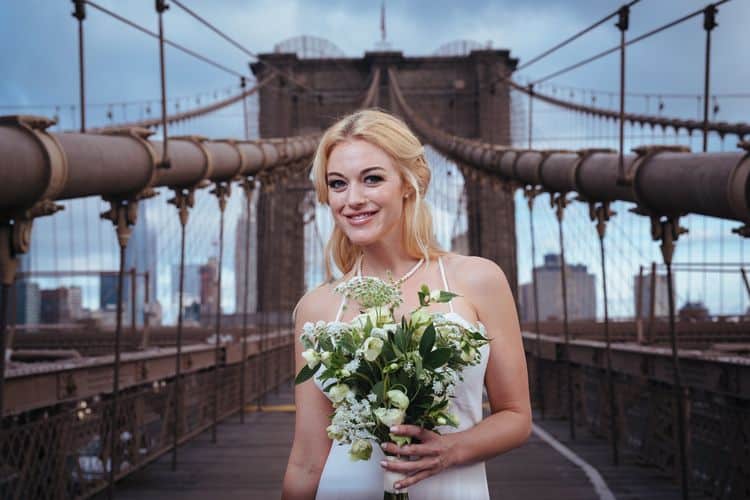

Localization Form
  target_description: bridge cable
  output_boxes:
[517,0,641,71]
[169,0,319,95]
[529,0,732,86]
[83,0,247,79]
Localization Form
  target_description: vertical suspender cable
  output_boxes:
[526,189,545,419]
[156,0,171,168]
[72,0,87,132]
[702,5,717,152]
[616,5,629,183]
[211,183,229,443]
[554,194,575,440]
[239,179,254,423]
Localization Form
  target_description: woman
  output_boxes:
[282,109,531,499]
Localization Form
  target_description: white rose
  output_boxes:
[374,407,405,427]
[460,347,477,363]
[320,351,332,365]
[386,389,410,410]
[363,337,384,362]
[301,349,320,369]
[349,439,373,461]
[366,306,392,327]
[329,384,350,404]
[382,323,398,334]
[370,327,388,340]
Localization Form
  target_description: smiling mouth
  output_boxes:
[345,211,378,223]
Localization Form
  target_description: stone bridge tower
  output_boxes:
[251,48,518,312]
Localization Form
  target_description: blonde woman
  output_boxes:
[282,109,531,499]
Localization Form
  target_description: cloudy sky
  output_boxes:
[3,1,748,321]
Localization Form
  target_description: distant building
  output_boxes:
[41,287,72,324]
[69,286,84,319]
[171,263,202,305]
[518,254,596,322]
[200,257,218,317]
[234,211,258,315]
[100,273,118,310]
[679,301,709,321]
[124,208,158,326]
[14,280,40,325]
[634,272,670,318]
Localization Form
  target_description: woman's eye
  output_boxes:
[327,179,346,189]
[364,175,383,184]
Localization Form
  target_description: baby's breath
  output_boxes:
[334,276,403,309]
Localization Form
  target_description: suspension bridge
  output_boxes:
[1,1,748,499]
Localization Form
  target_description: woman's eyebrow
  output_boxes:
[326,166,386,178]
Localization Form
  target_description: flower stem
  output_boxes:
[383,492,409,500]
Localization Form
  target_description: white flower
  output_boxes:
[362,337,384,362]
[370,327,388,340]
[301,349,320,369]
[327,424,344,441]
[349,439,373,461]
[367,393,377,403]
[460,347,477,363]
[329,384,350,404]
[386,390,409,410]
[320,351,332,365]
[344,359,360,372]
[374,407,405,427]
[442,312,477,332]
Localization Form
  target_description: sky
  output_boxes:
[2,0,748,322]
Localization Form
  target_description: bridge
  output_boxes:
[1,1,748,499]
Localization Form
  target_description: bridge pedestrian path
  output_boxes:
[105,380,706,500]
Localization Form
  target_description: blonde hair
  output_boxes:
[311,108,446,282]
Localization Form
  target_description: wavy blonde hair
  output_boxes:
[311,108,446,282]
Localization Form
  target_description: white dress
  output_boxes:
[313,255,491,500]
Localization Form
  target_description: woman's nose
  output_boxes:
[346,183,367,206]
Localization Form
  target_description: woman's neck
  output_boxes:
[358,245,422,282]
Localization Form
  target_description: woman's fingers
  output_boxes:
[380,456,439,474]
[381,441,438,456]
[389,424,426,438]
[393,468,435,490]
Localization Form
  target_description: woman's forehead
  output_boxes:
[327,139,397,175]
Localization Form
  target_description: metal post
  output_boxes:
[591,202,619,466]
[636,265,644,343]
[647,261,657,342]
[211,182,230,443]
[130,267,137,337]
[156,0,171,169]
[100,199,135,500]
[239,179,254,423]
[0,282,8,421]
[553,193,575,440]
[528,84,534,150]
[702,5,717,152]
[741,268,750,302]
[525,187,544,419]
[652,216,689,500]
[168,188,193,471]
[616,5,629,183]
[141,271,151,349]
[241,77,249,141]
[72,0,86,132]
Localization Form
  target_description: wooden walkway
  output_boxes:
[106,381,708,500]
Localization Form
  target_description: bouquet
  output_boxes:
[295,275,490,500]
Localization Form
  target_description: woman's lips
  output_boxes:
[345,210,378,226]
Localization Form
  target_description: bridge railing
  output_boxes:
[0,333,294,500]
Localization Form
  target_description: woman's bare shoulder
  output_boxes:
[442,253,508,289]
[293,277,348,324]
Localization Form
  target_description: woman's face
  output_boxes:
[326,139,409,247]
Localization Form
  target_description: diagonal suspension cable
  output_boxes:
[84,0,247,79]
[170,0,319,95]
[518,0,641,71]
[529,0,732,85]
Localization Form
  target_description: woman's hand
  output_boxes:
[379,425,461,490]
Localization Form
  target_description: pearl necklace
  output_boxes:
[357,255,425,286]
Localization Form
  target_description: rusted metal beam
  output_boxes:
[0,115,318,210]
[388,69,750,225]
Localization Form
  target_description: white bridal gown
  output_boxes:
[313,255,491,500]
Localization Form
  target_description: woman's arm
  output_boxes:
[381,256,532,489]
[281,289,334,500]
[445,256,532,463]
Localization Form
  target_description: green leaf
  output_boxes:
[294,363,319,384]
[424,348,452,369]
[319,336,334,352]
[436,291,460,303]
[419,324,436,357]
[371,381,385,403]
